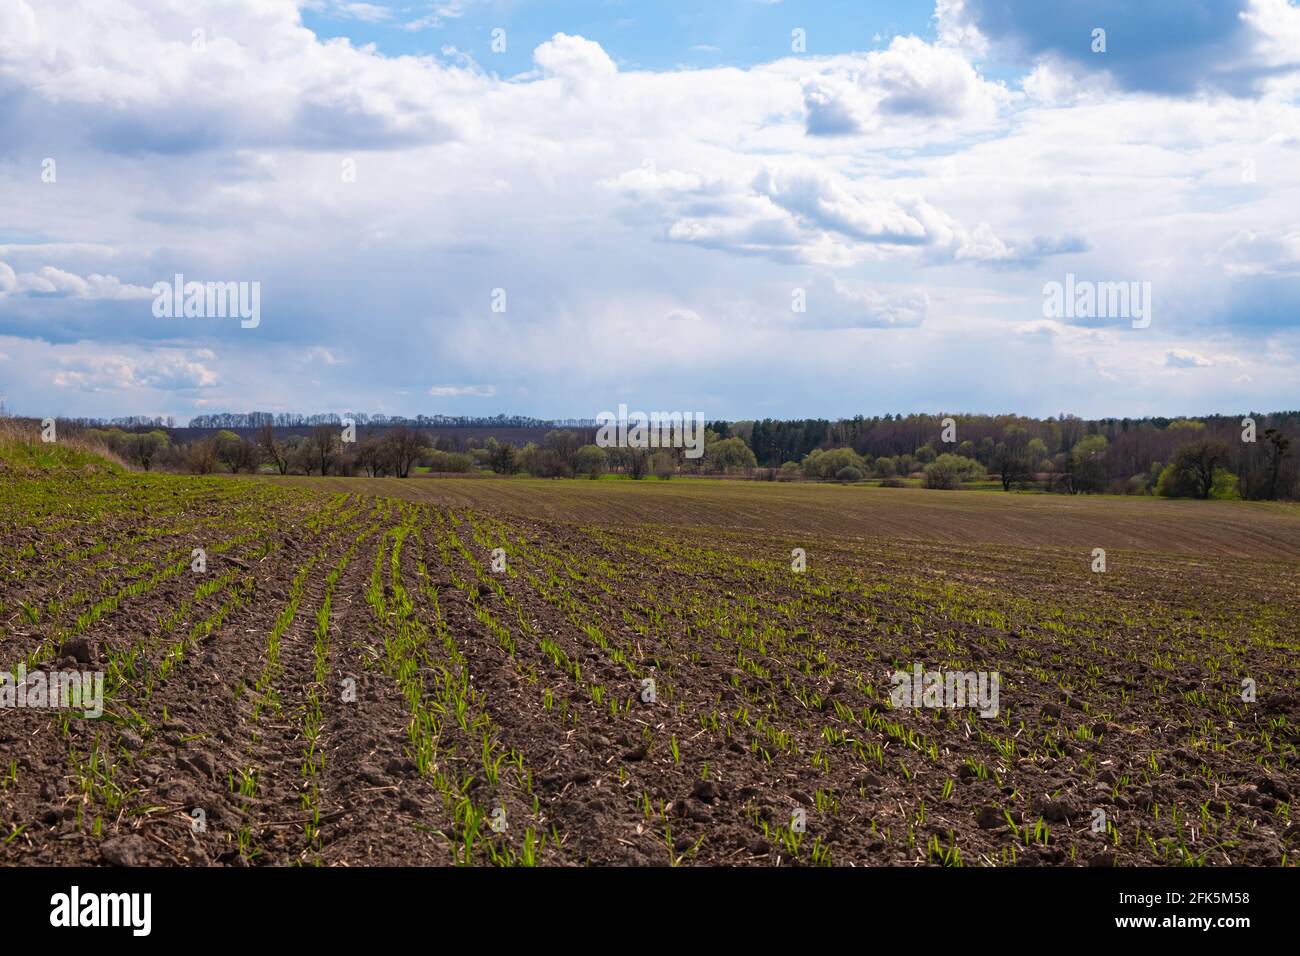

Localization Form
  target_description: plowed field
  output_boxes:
[2,472,1297,866]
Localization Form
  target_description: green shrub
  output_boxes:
[1124,474,1150,495]
[704,437,757,473]
[802,446,867,479]
[426,450,473,472]
[1209,469,1240,500]
[923,453,983,490]
[574,444,608,478]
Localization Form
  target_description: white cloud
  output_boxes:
[1015,319,1115,345]
[1240,0,1300,96]
[1213,230,1300,277]
[755,167,933,244]
[318,3,392,24]
[1021,60,1111,106]
[428,384,495,397]
[1164,349,1214,369]
[305,346,342,365]
[934,0,989,58]
[1163,349,1244,369]
[797,276,929,329]
[801,36,1011,136]
[400,1,471,32]
[533,33,617,95]
[646,162,1012,266]
[0,2,1296,421]
[602,161,720,199]
[52,350,219,391]
[0,0,479,150]
[0,261,152,299]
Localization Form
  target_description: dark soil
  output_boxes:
[1,473,1296,866]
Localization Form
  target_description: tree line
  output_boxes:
[718,412,1298,499]
[184,411,586,429]
[26,409,1299,500]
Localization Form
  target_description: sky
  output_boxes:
[1,0,1298,424]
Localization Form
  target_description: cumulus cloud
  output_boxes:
[942,0,1300,97]
[984,234,1091,270]
[651,163,1014,266]
[1021,59,1112,105]
[0,261,153,299]
[533,32,618,95]
[664,203,834,264]
[0,1,1296,421]
[802,36,1011,136]
[755,167,933,244]
[0,0,479,151]
[1214,230,1300,277]
[935,0,989,58]
[602,161,723,199]
[52,350,219,391]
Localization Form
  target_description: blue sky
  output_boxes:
[1,0,1299,423]
[302,1,936,73]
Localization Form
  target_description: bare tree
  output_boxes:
[1264,428,1291,500]
[308,425,339,476]
[627,448,649,479]
[651,450,676,479]
[991,442,1033,491]
[185,438,218,474]
[380,427,430,478]
[258,423,289,475]
[355,435,385,477]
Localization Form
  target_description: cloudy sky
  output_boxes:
[1,0,1298,423]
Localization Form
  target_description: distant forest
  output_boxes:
[55,412,597,430]
[12,409,1299,500]
[717,411,1299,500]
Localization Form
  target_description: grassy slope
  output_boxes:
[251,474,1300,560]
[0,428,124,474]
